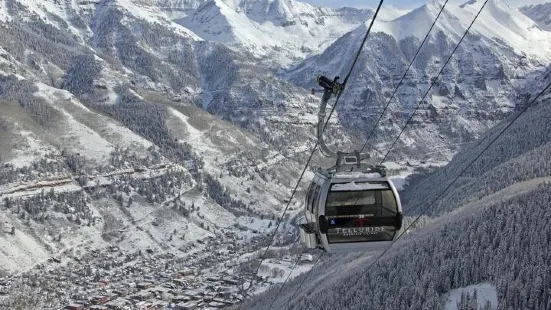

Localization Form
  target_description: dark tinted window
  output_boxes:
[305,182,316,212]
[326,190,398,217]
[311,185,321,213]
[324,182,399,244]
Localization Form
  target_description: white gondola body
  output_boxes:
[300,170,403,253]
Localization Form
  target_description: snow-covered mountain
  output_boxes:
[520,2,551,31]
[178,0,374,66]
[286,0,551,161]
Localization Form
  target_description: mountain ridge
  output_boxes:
[178,0,374,66]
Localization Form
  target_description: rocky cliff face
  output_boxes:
[520,2,551,31]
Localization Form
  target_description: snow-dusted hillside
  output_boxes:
[0,72,309,308]
[520,2,551,31]
[0,72,303,259]
[286,0,551,162]
[3,0,545,167]
[0,0,319,307]
[0,0,340,156]
[1,0,551,308]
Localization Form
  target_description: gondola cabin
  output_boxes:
[300,167,403,253]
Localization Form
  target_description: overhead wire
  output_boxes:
[266,251,303,310]
[266,0,499,307]
[266,201,313,310]
[236,0,386,308]
[379,0,489,164]
[282,252,325,310]
[342,0,386,86]
[320,0,551,299]
[359,0,450,154]
[333,0,492,289]
[235,143,316,308]
[262,1,390,308]
[264,2,451,307]
[259,1,551,308]
[361,72,551,285]
[276,27,551,310]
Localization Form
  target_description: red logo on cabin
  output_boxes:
[355,218,370,227]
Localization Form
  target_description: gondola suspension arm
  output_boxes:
[315,75,370,167]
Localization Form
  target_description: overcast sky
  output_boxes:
[299,0,551,9]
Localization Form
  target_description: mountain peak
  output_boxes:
[424,0,446,11]
[238,0,309,26]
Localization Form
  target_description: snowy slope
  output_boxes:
[0,80,153,166]
[459,0,551,58]
[376,6,412,22]
[96,0,202,39]
[0,78,307,280]
[155,0,210,19]
[444,283,498,310]
[520,2,551,31]
[0,3,310,297]
[0,1,9,22]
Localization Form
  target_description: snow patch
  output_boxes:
[33,85,114,161]
[34,82,153,158]
[168,107,206,142]
[103,121,153,150]
[257,259,313,284]
[331,181,389,191]
[112,0,201,40]
[0,227,52,272]
[377,7,411,22]
[12,0,89,40]
[444,283,498,310]
[7,129,55,168]
[0,0,10,22]
[235,216,278,242]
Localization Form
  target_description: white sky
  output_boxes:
[299,0,551,9]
